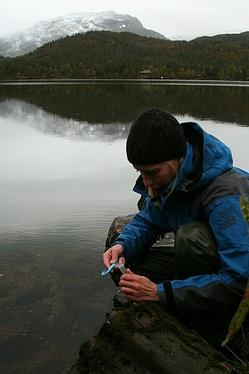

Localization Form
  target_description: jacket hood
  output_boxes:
[133,122,233,196]
[180,122,233,189]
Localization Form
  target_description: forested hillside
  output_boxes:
[0,31,249,80]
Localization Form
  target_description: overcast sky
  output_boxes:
[0,0,248,39]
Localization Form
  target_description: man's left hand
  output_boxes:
[119,269,159,301]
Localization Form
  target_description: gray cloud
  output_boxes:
[0,0,248,39]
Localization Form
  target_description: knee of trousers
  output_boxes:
[175,222,219,275]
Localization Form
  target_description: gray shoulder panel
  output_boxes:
[195,169,249,210]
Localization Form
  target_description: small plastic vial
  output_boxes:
[118,263,128,274]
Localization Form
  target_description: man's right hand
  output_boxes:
[103,244,124,269]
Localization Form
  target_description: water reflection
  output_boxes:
[0,99,129,141]
[0,92,138,373]
[0,243,116,374]
[0,82,249,126]
[0,83,249,374]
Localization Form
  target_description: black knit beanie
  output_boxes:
[126,108,186,165]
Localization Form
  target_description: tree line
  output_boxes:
[0,31,249,80]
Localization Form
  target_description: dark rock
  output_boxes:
[105,214,135,249]
[70,303,232,373]
[105,214,175,250]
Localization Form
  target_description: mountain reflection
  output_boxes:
[0,82,249,130]
[0,99,130,141]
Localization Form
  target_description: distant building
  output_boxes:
[139,69,151,78]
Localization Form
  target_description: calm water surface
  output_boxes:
[0,82,249,373]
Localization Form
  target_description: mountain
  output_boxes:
[194,31,249,44]
[1,30,249,81]
[0,11,166,57]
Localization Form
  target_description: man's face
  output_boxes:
[134,159,180,191]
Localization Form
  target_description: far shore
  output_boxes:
[1,78,249,87]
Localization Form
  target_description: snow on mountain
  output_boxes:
[0,11,166,57]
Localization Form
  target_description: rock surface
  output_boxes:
[70,302,234,373]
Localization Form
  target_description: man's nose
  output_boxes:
[141,173,153,187]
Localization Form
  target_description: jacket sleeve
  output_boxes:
[114,197,166,261]
[164,195,249,314]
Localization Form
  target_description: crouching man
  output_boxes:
[103,108,249,346]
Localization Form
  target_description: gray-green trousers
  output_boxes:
[126,222,219,284]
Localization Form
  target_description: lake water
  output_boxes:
[0,81,249,373]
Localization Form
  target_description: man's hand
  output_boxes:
[103,244,124,269]
[119,269,159,301]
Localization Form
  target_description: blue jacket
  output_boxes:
[115,122,249,314]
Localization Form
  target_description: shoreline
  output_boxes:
[1,78,249,87]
